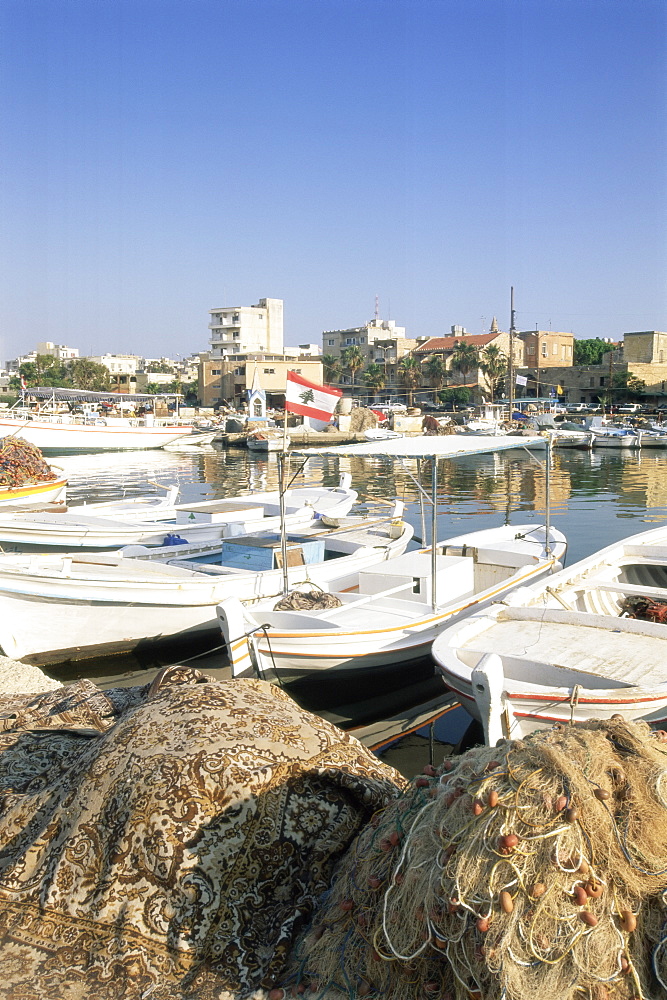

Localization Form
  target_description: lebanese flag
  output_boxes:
[285,370,342,422]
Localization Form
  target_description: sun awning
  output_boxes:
[21,387,183,403]
[293,434,545,458]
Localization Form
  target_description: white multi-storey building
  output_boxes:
[35,341,80,360]
[209,298,284,358]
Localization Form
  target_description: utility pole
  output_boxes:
[508,287,516,414]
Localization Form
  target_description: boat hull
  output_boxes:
[0,418,192,452]
[0,472,67,506]
[0,517,410,664]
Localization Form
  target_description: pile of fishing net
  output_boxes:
[349,408,381,433]
[281,718,667,1000]
[0,436,56,487]
[273,588,343,611]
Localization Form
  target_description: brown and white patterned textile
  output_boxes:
[0,669,405,999]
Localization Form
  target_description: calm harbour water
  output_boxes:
[54,443,667,776]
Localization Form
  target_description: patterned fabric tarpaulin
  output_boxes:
[0,671,405,999]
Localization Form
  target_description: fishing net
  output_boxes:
[273,589,343,611]
[0,437,57,487]
[281,719,667,1000]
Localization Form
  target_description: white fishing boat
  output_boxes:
[590,426,639,448]
[0,509,412,665]
[431,523,667,742]
[0,477,358,549]
[549,428,593,449]
[637,428,667,447]
[218,522,566,701]
[0,468,67,507]
[246,428,288,452]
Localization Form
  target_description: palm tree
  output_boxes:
[398,356,422,407]
[423,355,448,404]
[451,341,480,387]
[362,363,386,402]
[341,345,365,389]
[479,344,508,403]
[322,354,343,385]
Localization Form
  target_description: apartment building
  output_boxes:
[322,318,415,363]
[35,341,80,361]
[519,330,574,367]
[209,298,283,358]
[199,352,323,409]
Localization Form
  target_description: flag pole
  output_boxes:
[279,390,290,596]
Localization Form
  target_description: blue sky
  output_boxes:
[1,0,666,364]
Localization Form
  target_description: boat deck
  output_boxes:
[465,609,667,688]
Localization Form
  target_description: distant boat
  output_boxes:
[246,428,288,452]
[590,426,639,448]
[0,413,193,453]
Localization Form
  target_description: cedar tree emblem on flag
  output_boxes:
[285,371,342,422]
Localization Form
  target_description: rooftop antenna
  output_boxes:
[375,295,380,322]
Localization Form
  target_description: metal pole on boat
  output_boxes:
[431,456,438,609]
[545,435,552,558]
[417,458,427,544]
[278,451,290,596]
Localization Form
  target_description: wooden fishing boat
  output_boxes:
[0,477,358,549]
[0,468,67,507]
[0,413,193,452]
[590,426,639,448]
[431,523,667,742]
[218,522,567,705]
[0,508,411,665]
[246,428,288,452]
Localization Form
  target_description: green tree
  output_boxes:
[68,359,111,391]
[183,379,199,405]
[480,344,508,403]
[573,339,613,366]
[423,354,448,404]
[340,345,365,387]
[362,363,387,401]
[611,371,646,401]
[18,355,69,387]
[438,387,471,407]
[398,356,422,406]
[451,341,479,386]
[322,354,343,384]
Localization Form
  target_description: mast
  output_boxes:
[508,286,516,415]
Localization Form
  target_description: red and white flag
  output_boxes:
[285,370,342,422]
[20,376,27,390]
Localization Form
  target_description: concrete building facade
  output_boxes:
[209,298,284,358]
[198,352,323,410]
[519,330,575,368]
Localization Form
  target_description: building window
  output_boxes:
[360,337,366,343]
[541,344,548,357]
[599,377,606,386]
[589,378,594,387]
[328,339,335,346]
[527,345,535,355]
[212,369,221,375]
[263,368,275,374]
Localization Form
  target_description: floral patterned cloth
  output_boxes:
[0,669,405,999]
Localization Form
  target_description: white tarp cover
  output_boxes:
[293,433,545,458]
